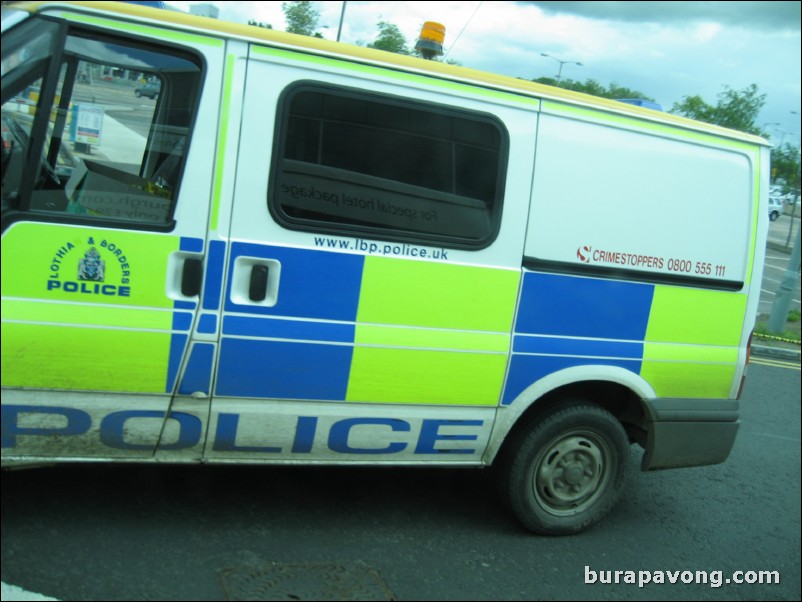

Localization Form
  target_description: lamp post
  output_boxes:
[336,1,347,42]
[540,52,583,87]
[763,121,780,134]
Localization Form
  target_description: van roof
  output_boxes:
[12,0,770,147]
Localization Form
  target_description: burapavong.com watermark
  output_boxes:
[584,566,781,588]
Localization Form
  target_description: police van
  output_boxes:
[0,1,770,534]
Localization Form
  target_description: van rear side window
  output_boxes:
[269,83,508,249]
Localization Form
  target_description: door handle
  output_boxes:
[167,251,204,300]
[231,257,281,307]
[249,264,269,302]
[182,257,203,297]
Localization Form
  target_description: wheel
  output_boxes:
[135,90,142,98]
[499,402,629,535]
[770,211,779,221]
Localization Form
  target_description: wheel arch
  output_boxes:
[485,365,656,466]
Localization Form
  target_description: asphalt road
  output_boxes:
[1,361,799,602]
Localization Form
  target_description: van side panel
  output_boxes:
[215,244,520,406]
[198,42,539,463]
[526,106,755,288]
[495,101,763,471]
[502,102,759,408]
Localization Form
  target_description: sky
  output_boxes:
[168,1,801,144]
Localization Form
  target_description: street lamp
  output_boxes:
[336,1,347,42]
[762,122,780,136]
[541,52,583,87]
[776,130,791,146]
[764,123,792,146]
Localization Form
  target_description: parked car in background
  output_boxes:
[134,80,160,99]
[783,192,800,207]
[768,195,784,221]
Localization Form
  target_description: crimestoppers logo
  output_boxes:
[577,245,592,263]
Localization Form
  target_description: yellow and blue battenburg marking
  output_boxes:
[501,271,746,404]
[166,236,205,393]
[185,245,746,405]
[193,243,746,406]
[176,240,226,396]
[0,222,202,395]
[211,242,519,405]
[2,223,747,404]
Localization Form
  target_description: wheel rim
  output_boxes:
[531,430,614,517]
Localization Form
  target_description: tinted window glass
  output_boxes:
[271,84,508,248]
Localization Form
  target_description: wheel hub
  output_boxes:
[534,434,610,514]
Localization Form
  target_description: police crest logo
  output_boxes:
[78,247,105,282]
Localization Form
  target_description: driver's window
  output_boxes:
[1,25,202,227]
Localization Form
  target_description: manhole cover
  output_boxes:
[218,561,397,601]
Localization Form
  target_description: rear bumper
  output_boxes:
[641,399,739,471]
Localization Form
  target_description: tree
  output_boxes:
[530,77,655,102]
[670,84,766,135]
[598,82,656,102]
[248,20,273,29]
[282,1,320,37]
[771,143,801,190]
[368,21,410,55]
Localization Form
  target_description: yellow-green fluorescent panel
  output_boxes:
[2,223,180,391]
[347,347,509,405]
[348,257,520,405]
[1,223,180,308]
[3,299,173,330]
[1,323,171,392]
[641,286,747,398]
[356,256,519,331]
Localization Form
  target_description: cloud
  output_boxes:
[166,1,801,140]
[521,1,801,31]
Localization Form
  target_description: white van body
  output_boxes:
[1,1,770,534]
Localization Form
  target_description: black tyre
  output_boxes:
[770,211,779,222]
[135,90,142,98]
[500,402,629,535]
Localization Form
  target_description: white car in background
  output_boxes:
[768,195,783,221]
[783,192,800,207]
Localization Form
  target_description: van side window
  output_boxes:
[1,23,202,228]
[270,83,508,249]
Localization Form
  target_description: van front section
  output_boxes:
[1,4,224,461]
